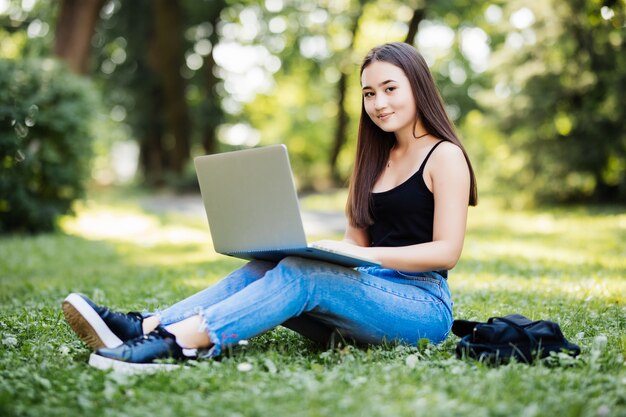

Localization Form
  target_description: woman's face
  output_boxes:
[361,61,417,136]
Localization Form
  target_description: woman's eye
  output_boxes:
[385,86,396,93]
[363,92,374,98]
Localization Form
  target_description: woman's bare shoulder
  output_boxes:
[431,140,466,164]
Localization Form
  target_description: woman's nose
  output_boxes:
[374,95,387,110]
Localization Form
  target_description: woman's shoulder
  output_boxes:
[425,140,470,180]
[430,140,465,162]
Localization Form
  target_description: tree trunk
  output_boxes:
[329,2,366,185]
[202,1,227,155]
[330,74,350,184]
[202,47,220,155]
[140,131,165,187]
[404,8,426,44]
[139,83,166,186]
[54,0,105,74]
[149,0,191,173]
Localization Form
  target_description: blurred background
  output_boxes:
[0,0,624,233]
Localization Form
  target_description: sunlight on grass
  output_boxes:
[451,274,624,304]
[456,200,626,306]
[465,239,624,271]
[62,206,210,245]
[60,201,220,266]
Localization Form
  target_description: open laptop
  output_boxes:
[194,145,381,267]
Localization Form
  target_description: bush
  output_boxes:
[0,58,98,233]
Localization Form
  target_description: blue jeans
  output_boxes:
[155,257,453,356]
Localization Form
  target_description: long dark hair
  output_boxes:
[346,42,478,229]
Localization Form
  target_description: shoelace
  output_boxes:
[125,328,172,348]
[126,311,144,322]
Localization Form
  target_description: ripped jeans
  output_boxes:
[155,257,453,356]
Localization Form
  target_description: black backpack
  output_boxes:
[452,314,581,364]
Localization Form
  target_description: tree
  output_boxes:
[92,0,193,185]
[184,0,228,156]
[329,0,368,184]
[404,6,425,44]
[488,0,626,203]
[54,0,105,74]
[149,0,191,174]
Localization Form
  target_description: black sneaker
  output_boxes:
[89,326,197,374]
[62,293,144,349]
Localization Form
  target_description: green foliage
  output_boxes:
[0,189,624,416]
[0,58,98,233]
[246,61,340,189]
[487,0,626,203]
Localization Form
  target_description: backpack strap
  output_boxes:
[490,316,539,350]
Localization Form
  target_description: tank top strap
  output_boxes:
[417,140,445,173]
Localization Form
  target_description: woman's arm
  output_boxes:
[343,223,370,247]
[375,141,470,271]
[316,142,470,272]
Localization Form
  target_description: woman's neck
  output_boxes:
[393,121,428,151]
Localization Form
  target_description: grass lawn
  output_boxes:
[1,188,624,417]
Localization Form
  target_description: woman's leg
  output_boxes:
[166,256,453,353]
[164,315,210,348]
[143,260,275,333]
[165,313,335,349]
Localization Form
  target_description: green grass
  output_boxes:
[1,189,625,417]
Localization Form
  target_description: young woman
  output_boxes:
[63,42,477,372]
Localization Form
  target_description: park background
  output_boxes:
[0,0,625,416]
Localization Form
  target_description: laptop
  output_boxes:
[194,145,381,267]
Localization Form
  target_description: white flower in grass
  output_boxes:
[2,335,18,347]
[405,354,419,369]
[590,334,608,370]
[59,345,70,355]
[263,358,277,374]
[237,362,253,372]
[238,339,249,346]
[593,335,608,351]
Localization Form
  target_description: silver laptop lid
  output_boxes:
[194,145,308,254]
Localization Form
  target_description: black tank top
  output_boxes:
[367,140,444,249]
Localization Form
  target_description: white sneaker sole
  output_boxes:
[62,293,124,349]
[88,353,181,375]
